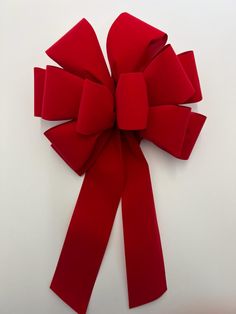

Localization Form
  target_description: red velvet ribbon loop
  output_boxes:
[76,79,114,135]
[107,12,168,80]
[178,50,203,102]
[34,12,206,314]
[34,66,83,120]
[140,105,206,159]
[144,44,195,106]
[46,18,113,90]
[44,121,111,176]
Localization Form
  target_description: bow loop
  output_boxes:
[116,72,149,130]
[44,121,111,176]
[178,50,202,103]
[107,12,167,80]
[76,79,115,135]
[34,67,46,117]
[141,105,206,159]
[34,66,115,135]
[34,66,83,120]
[46,18,113,90]
[144,45,196,106]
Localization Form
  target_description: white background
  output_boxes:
[1,1,236,313]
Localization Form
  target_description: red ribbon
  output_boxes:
[34,13,206,314]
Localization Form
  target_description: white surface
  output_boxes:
[1,1,236,313]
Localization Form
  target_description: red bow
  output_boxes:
[34,13,206,314]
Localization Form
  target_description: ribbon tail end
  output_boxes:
[128,284,167,309]
[50,281,87,314]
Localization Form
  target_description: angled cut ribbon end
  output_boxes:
[128,281,167,309]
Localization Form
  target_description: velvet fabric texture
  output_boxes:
[34,12,206,314]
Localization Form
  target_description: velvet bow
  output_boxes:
[34,12,206,314]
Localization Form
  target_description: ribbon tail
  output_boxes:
[121,133,167,308]
[50,130,123,314]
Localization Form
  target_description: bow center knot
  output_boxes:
[76,72,149,135]
[116,72,149,130]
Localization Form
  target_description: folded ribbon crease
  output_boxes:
[34,12,206,314]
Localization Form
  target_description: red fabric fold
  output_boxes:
[178,51,203,103]
[140,105,206,159]
[39,66,83,120]
[44,121,111,175]
[179,112,206,159]
[34,67,45,117]
[46,18,113,90]
[76,79,115,135]
[144,45,195,106]
[107,12,167,80]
